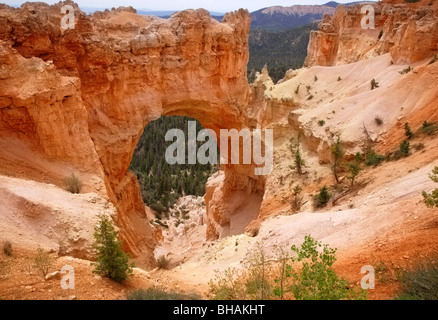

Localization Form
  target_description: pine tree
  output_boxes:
[91,214,134,283]
[423,167,438,208]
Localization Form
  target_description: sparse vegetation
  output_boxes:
[396,258,438,300]
[291,185,303,211]
[243,242,273,300]
[65,173,82,194]
[314,186,331,208]
[91,214,134,283]
[318,120,325,126]
[374,116,383,126]
[399,66,412,74]
[423,166,438,208]
[288,135,306,175]
[337,76,342,81]
[365,150,385,167]
[273,235,366,300]
[371,78,379,90]
[417,121,437,136]
[295,84,300,94]
[2,241,12,256]
[209,236,366,300]
[157,255,170,269]
[33,247,52,277]
[405,122,414,140]
[331,136,344,184]
[127,288,201,300]
[347,160,362,187]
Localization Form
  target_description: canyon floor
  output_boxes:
[1,132,437,300]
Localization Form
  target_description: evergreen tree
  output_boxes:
[91,214,134,283]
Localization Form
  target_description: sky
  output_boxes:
[3,0,376,13]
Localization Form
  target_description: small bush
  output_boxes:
[65,173,82,194]
[405,122,414,140]
[307,94,314,100]
[396,258,438,300]
[365,151,385,167]
[314,75,318,82]
[337,76,342,81]
[3,241,12,256]
[209,267,246,300]
[418,121,437,136]
[127,288,201,300]
[33,247,52,277]
[314,186,331,208]
[274,235,366,300]
[157,255,170,269]
[374,116,383,126]
[423,166,438,208]
[318,120,325,126]
[371,79,379,90]
[399,66,412,75]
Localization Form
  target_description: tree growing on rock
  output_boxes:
[423,167,438,208]
[331,136,345,184]
[91,214,134,283]
[288,134,306,175]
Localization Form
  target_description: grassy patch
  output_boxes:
[396,259,438,300]
[126,288,201,300]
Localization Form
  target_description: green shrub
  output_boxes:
[288,136,306,175]
[274,235,366,300]
[418,121,437,136]
[400,140,410,156]
[318,120,325,126]
[405,122,414,140]
[396,258,438,300]
[399,66,412,75]
[91,214,134,283]
[365,151,385,167]
[65,173,82,194]
[314,186,331,208]
[347,161,361,187]
[3,241,12,256]
[423,167,438,208]
[127,288,201,300]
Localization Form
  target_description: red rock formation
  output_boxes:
[305,0,438,67]
[0,1,253,266]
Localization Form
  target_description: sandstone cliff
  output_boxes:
[305,0,438,66]
[0,1,252,266]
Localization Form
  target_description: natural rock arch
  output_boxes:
[0,2,265,266]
